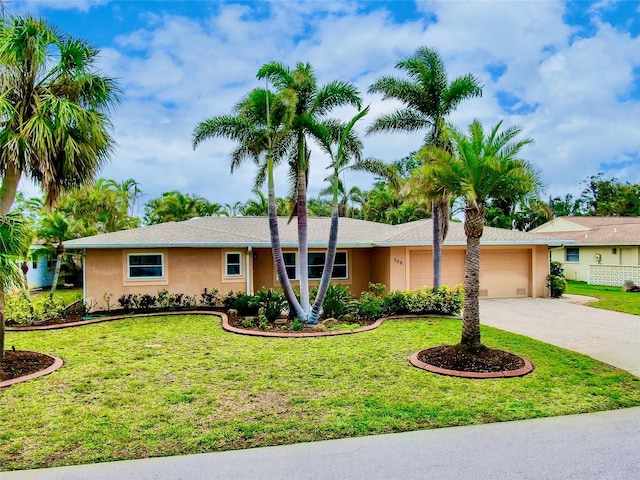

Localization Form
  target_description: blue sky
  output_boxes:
[9,0,640,209]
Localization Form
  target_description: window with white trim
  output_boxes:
[225,252,242,276]
[565,247,579,263]
[308,251,348,280]
[128,253,164,279]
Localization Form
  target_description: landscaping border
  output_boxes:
[0,352,64,388]
[409,350,534,379]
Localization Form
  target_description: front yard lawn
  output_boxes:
[2,314,640,471]
[566,281,640,315]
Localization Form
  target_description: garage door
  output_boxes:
[480,250,531,297]
[409,250,465,290]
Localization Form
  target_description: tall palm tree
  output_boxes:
[415,120,539,348]
[257,62,362,315]
[368,46,482,289]
[193,86,306,319]
[1,213,33,361]
[0,16,119,215]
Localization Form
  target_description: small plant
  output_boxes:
[383,290,409,316]
[138,293,157,311]
[258,315,268,330]
[118,294,134,312]
[102,292,113,314]
[291,319,304,331]
[241,316,256,328]
[350,291,384,320]
[200,288,220,307]
[157,289,174,309]
[368,282,387,297]
[250,289,287,322]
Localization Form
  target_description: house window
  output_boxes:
[308,251,348,280]
[284,252,297,279]
[565,247,579,263]
[32,260,38,269]
[226,252,242,276]
[128,253,164,278]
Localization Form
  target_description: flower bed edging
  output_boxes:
[0,352,64,388]
[409,350,534,379]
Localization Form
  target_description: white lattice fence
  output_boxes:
[589,264,640,287]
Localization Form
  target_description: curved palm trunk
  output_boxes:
[309,203,339,324]
[461,205,484,348]
[0,164,22,215]
[0,290,5,361]
[267,156,305,320]
[431,197,450,290]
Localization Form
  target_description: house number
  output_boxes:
[393,258,403,265]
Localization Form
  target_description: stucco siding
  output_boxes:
[552,245,640,282]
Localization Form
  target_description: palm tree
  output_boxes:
[1,213,33,361]
[37,211,77,294]
[143,191,222,225]
[193,86,306,319]
[368,46,482,289]
[0,16,119,215]
[257,62,362,315]
[415,120,539,348]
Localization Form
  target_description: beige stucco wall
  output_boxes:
[551,245,640,282]
[84,242,551,309]
[532,218,588,233]
[85,247,247,310]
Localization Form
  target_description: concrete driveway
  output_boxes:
[480,294,640,377]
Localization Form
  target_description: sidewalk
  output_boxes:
[2,407,639,480]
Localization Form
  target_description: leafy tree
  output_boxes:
[415,119,538,348]
[0,213,32,360]
[143,191,224,225]
[579,173,640,217]
[0,16,119,214]
[548,194,583,217]
[368,46,482,289]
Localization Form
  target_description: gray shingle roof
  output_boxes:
[65,216,557,249]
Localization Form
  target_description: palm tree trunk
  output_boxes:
[297,166,310,316]
[50,252,63,294]
[267,156,305,320]
[0,289,5,362]
[461,205,484,348]
[432,200,442,290]
[0,164,22,215]
[309,203,339,324]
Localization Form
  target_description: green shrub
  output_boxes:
[547,275,567,298]
[367,282,387,297]
[382,290,409,315]
[550,260,565,277]
[250,289,287,322]
[200,288,220,307]
[312,283,351,319]
[349,291,384,320]
[5,293,66,326]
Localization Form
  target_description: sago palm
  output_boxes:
[416,119,539,348]
[368,46,482,288]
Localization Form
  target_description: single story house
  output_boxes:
[65,216,556,311]
[531,216,640,286]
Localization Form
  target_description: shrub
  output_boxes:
[200,288,220,307]
[118,294,134,312]
[382,290,409,316]
[156,289,174,309]
[250,289,287,322]
[5,294,66,326]
[547,261,567,298]
[367,282,387,297]
[138,293,157,311]
[312,283,351,319]
[349,291,384,320]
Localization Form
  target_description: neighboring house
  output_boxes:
[65,217,555,311]
[531,217,640,286]
[23,246,56,290]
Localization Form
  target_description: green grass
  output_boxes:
[30,287,83,307]
[566,281,640,315]
[2,314,640,471]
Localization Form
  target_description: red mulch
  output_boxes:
[0,350,56,382]
[418,345,525,373]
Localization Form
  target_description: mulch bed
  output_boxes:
[227,315,376,334]
[418,345,525,373]
[1,350,56,382]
